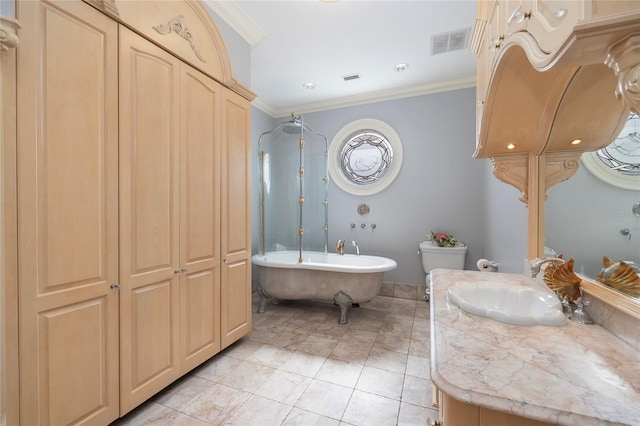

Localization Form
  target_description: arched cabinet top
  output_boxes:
[86,0,255,101]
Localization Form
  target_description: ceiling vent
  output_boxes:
[342,73,361,81]
[430,27,471,55]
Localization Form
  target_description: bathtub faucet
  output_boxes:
[336,239,345,255]
[352,241,360,256]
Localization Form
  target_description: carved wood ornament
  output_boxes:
[153,15,206,63]
[0,15,21,51]
[606,33,640,115]
[491,155,529,204]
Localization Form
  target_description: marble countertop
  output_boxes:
[429,269,640,426]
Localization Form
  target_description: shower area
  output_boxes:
[258,114,329,259]
[253,114,397,323]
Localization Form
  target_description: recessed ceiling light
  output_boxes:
[570,138,583,145]
[506,143,516,150]
[394,63,409,72]
[303,82,316,90]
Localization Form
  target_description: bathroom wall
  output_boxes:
[262,88,492,285]
[210,7,529,285]
[482,160,528,274]
[206,6,252,90]
[1,0,14,18]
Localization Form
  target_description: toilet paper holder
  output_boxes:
[477,259,498,272]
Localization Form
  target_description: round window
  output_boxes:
[329,119,403,196]
[582,112,640,190]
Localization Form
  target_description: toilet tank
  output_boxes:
[419,241,467,272]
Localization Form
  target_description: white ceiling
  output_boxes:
[210,1,478,117]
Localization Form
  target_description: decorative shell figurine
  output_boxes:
[596,256,640,297]
[543,256,582,302]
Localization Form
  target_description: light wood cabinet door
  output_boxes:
[119,26,181,415]
[16,1,119,424]
[527,0,583,54]
[179,62,222,372]
[220,90,252,349]
[440,392,552,425]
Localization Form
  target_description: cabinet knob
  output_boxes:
[490,34,504,50]
[427,418,442,426]
[175,269,181,274]
[110,283,120,290]
[181,268,188,273]
[508,6,531,25]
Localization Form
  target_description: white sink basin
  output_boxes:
[447,281,566,326]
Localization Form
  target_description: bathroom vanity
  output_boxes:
[429,269,640,426]
[451,2,640,423]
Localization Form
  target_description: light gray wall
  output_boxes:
[206,7,251,89]
[1,0,14,17]
[546,166,640,278]
[253,88,489,285]
[212,8,529,285]
[482,160,528,274]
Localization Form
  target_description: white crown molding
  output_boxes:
[254,75,477,118]
[202,0,264,46]
[250,96,277,117]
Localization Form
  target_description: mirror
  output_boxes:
[545,113,640,299]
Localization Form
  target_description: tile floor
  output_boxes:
[114,292,440,425]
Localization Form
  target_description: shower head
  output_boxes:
[282,121,303,134]
[282,117,303,134]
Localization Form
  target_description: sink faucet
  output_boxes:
[352,240,360,256]
[336,239,345,255]
[530,256,565,278]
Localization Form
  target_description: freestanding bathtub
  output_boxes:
[252,251,398,324]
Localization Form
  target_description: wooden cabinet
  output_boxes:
[439,391,552,426]
[16,1,120,424]
[526,0,584,53]
[178,60,223,374]
[118,26,182,413]
[471,1,637,159]
[220,90,252,349]
[119,26,245,414]
[7,0,255,423]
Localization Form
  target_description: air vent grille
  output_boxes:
[430,27,471,55]
[342,73,361,81]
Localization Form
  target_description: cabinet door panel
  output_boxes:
[42,299,110,426]
[527,0,583,53]
[221,259,251,347]
[119,26,181,415]
[129,280,177,385]
[221,91,252,348]
[17,1,119,424]
[182,270,219,363]
[179,63,221,370]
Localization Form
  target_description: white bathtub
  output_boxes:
[252,251,397,324]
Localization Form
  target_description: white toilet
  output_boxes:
[419,241,467,299]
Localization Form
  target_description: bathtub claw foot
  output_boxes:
[257,284,271,313]
[334,291,353,325]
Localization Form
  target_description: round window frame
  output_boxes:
[581,152,640,190]
[329,118,403,196]
[581,112,640,191]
